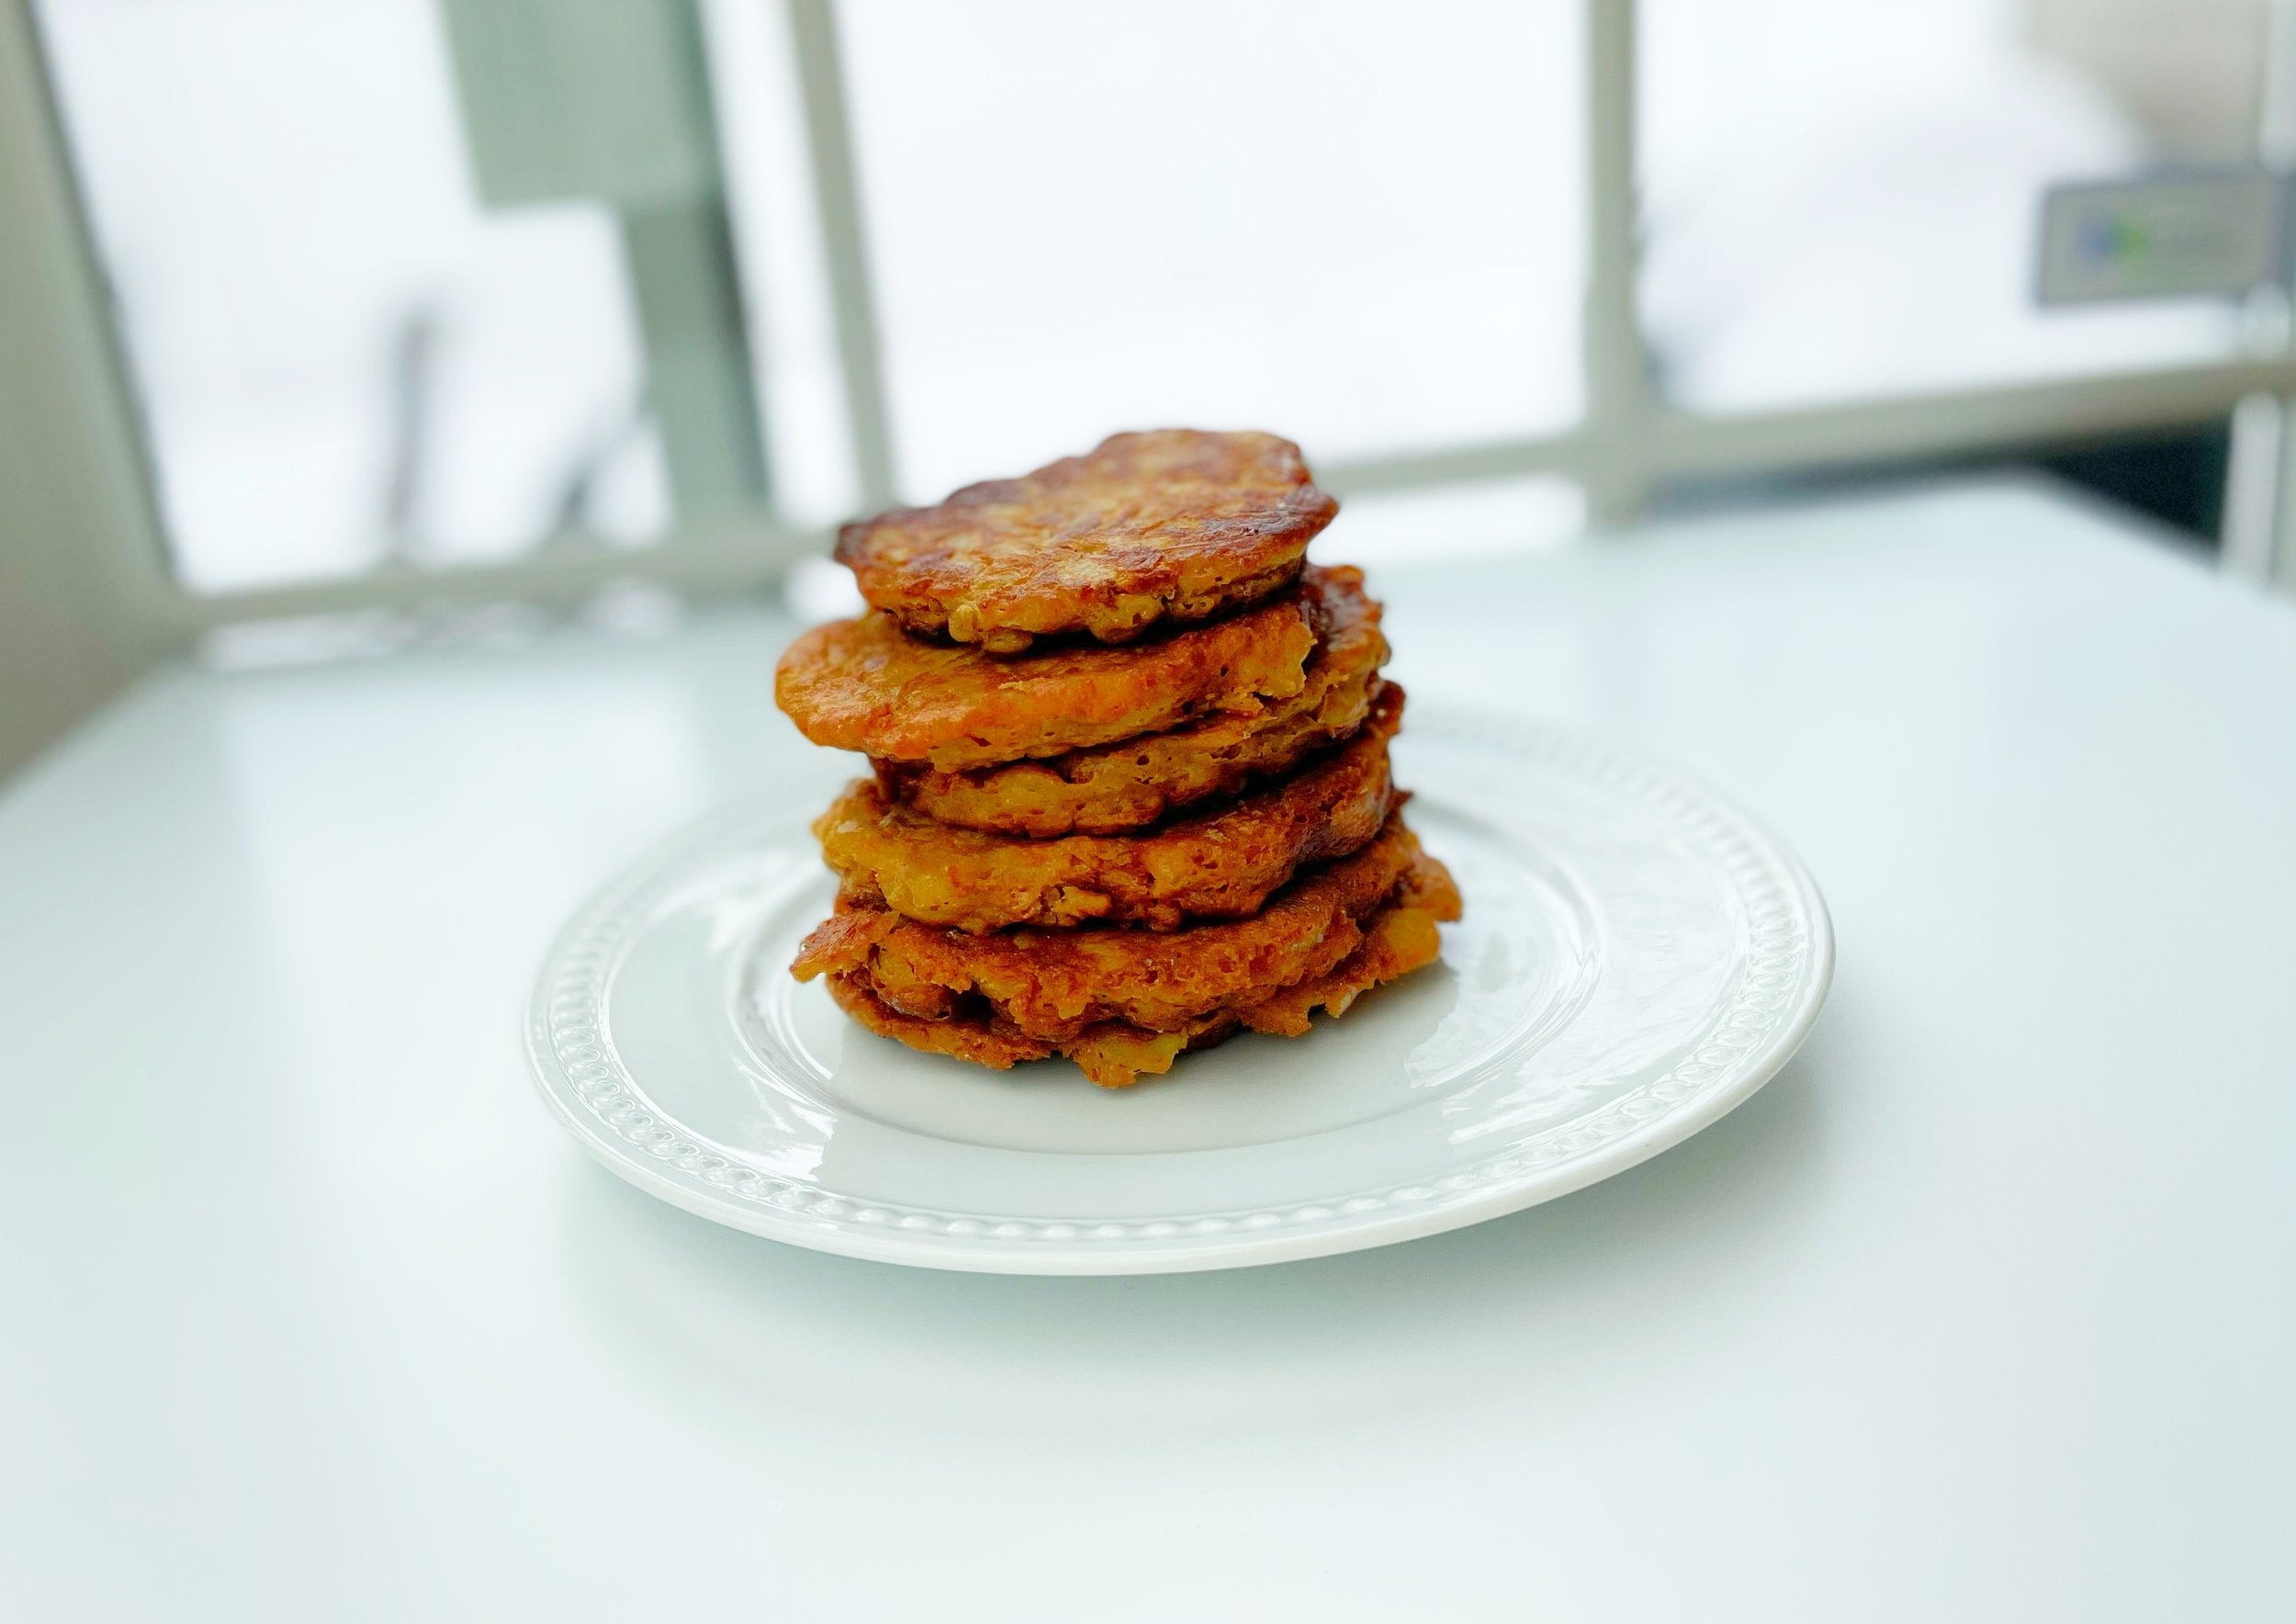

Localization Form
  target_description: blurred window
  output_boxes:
[38,0,1587,588]
[1639,0,2273,414]
[35,0,673,593]
[832,0,1586,503]
[27,0,2294,604]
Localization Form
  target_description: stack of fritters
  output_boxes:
[775,429,1461,1087]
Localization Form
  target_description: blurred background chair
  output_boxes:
[4,0,2294,780]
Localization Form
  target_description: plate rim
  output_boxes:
[523,706,1835,1275]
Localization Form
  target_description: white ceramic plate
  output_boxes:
[525,707,1832,1274]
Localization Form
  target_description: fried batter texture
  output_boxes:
[835,430,1337,652]
[817,686,1404,931]
[873,564,1388,836]
[774,578,1318,770]
[814,840,1460,1087]
[793,815,1459,1049]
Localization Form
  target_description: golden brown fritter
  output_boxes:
[818,686,1404,932]
[793,816,1460,1045]
[774,578,1317,770]
[835,430,1337,652]
[875,564,1389,836]
[816,857,1458,1088]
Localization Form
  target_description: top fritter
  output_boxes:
[835,429,1338,653]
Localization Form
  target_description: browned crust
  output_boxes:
[793,815,1460,1044]
[817,687,1404,932]
[823,971,1055,1072]
[876,565,1389,836]
[817,863,1457,1088]
[835,430,1336,652]
[774,574,1319,770]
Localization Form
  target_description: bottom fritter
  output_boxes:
[821,879,1453,1087]
[794,816,1461,1087]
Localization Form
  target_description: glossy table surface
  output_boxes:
[4,480,2292,1621]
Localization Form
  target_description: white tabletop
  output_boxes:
[4,479,2292,1621]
